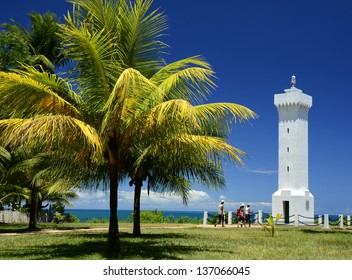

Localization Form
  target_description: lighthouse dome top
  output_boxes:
[274,75,312,108]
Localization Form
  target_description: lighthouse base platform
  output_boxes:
[272,189,314,225]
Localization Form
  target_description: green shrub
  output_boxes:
[130,210,201,224]
[65,213,80,223]
[176,216,199,224]
[85,217,109,223]
[139,210,164,223]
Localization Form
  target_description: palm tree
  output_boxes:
[1,12,65,72]
[0,29,31,71]
[0,149,83,229]
[126,59,255,236]
[129,134,248,236]
[0,0,256,252]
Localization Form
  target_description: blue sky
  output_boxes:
[1,0,351,215]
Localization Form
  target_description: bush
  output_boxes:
[131,210,200,224]
[139,210,165,223]
[65,213,80,223]
[176,216,199,224]
[85,217,109,223]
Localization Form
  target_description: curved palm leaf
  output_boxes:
[0,69,81,118]
[101,67,161,138]
[0,116,103,164]
[61,16,121,103]
[152,56,216,102]
[0,146,11,172]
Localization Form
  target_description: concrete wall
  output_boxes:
[0,211,48,223]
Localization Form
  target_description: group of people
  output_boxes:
[214,200,251,227]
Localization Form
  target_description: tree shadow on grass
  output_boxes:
[116,232,205,260]
[0,223,91,233]
[301,229,352,235]
[0,231,203,260]
[0,224,29,233]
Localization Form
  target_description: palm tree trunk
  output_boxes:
[133,182,142,236]
[28,188,39,231]
[107,139,120,253]
[108,161,120,253]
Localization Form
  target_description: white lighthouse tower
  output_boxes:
[272,76,314,224]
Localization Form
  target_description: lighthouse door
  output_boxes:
[283,201,290,224]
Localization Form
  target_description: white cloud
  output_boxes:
[245,169,277,175]
[68,189,271,213]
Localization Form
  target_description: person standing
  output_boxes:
[214,199,225,227]
[245,203,251,227]
[237,204,246,227]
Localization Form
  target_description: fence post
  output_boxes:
[228,211,232,225]
[323,214,329,229]
[258,210,263,224]
[339,214,344,229]
[347,215,351,226]
[295,214,299,227]
[203,211,208,225]
[254,213,258,225]
[318,215,322,226]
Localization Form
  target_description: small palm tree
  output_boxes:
[0,149,83,229]
[262,213,283,237]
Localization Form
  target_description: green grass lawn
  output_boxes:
[0,223,351,260]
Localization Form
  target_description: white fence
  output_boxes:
[203,210,352,229]
[0,211,49,223]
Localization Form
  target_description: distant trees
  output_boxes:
[0,11,72,229]
[0,149,82,230]
[0,12,65,72]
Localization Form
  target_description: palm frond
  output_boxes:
[61,16,122,103]
[68,0,121,35]
[140,99,200,134]
[0,146,11,173]
[193,102,257,136]
[1,190,31,203]
[118,0,168,74]
[16,65,82,105]
[152,56,216,103]
[153,177,192,205]
[45,179,78,197]
[0,116,104,164]
[101,67,160,138]
[0,69,81,118]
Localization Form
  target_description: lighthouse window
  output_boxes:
[287,166,290,172]
[287,147,290,152]
[306,200,310,211]
[287,128,290,133]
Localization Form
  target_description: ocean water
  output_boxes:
[66,209,341,223]
[67,209,206,222]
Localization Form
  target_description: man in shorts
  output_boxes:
[214,200,225,227]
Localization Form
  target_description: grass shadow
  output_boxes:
[0,223,92,234]
[301,228,352,235]
[0,224,30,233]
[0,231,202,260]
